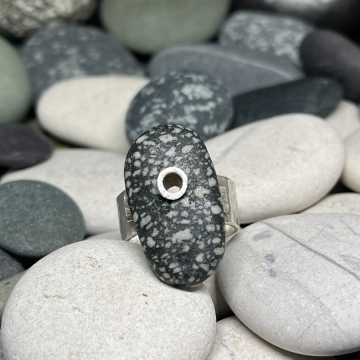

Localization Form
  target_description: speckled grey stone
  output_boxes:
[219,11,314,65]
[125,124,225,286]
[21,25,145,100]
[126,72,233,142]
[0,180,85,257]
[148,45,303,96]
[0,248,24,281]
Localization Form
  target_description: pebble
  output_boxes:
[326,101,360,140]
[300,30,360,102]
[232,77,343,128]
[0,180,85,257]
[205,114,345,224]
[218,213,360,356]
[21,25,145,100]
[301,193,360,215]
[207,316,335,360]
[0,0,96,38]
[0,123,53,169]
[100,0,230,54]
[219,11,313,65]
[1,240,216,359]
[148,44,303,96]
[0,35,31,124]
[126,72,233,142]
[0,248,24,281]
[37,75,149,154]
[1,149,126,235]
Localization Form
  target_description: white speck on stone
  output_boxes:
[159,134,176,143]
[140,215,151,228]
[211,205,222,214]
[172,229,193,243]
[196,253,204,263]
[214,247,225,256]
[208,177,217,187]
[147,237,155,247]
[182,145,193,154]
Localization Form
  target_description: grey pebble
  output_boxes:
[0,248,24,282]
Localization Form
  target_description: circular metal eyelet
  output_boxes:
[157,167,188,201]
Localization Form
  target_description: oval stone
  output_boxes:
[125,124,226,286]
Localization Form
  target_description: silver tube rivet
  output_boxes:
[157,167,188,200]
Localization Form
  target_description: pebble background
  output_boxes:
[1,0,360,359]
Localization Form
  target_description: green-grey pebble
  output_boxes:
[0,180,85,257]
[0,35,31,124]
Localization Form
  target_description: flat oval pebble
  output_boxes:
[149,45,303,96]
[100,0,230,54]
[300,30,360,102]
[0,0,96,38]
[0,35,31,124]
[0,124,53,169]
[21,25,144,100]
[232,77,343,128]
[218,213,360,356]
[0,248,24,281]
[37,75,149,154]
[205,114,345,224]
[219,10,313,65]
[1,149,126,235]
[126,72,233,142]
[1,240,216,360]
[0,180,85,257]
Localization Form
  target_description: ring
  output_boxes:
[117,124,240,286]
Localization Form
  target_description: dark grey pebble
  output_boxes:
[20,25,145,100]
[300,30,360,102]
[125,124,225,286]
[0,248,24,282]
[148,44,303,96]
[0,180,85,257]
[126,71,233,142]
[0,124,53,169]
[232,77,344,128]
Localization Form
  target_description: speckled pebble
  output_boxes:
[21,25,144,100]
[126,72,233,142]
[0,248,24,281]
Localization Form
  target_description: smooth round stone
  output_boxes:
[326,101,360,140]
[126,72,233,142]
[1,240,216,359]
[0,248,24,281]
[0,35,31,124]
[149,45,303,97]
[342,129,360,192]
[301,193,360,215]
[100,0,230,54]
[37,75,149,154]
[0,124,53,169]
[205,114,345,224]
[21,25,144,100]
[219,11,313,65]
[1,149,126,235]
[218,213,360,356]
[300,30,360,103]
[0,180,85,257]
[232,77,343,128]
[0,0,96,38]
[207,316,334,360]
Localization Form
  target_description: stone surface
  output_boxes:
[207,316,335,360]
[37,75,149,154]
[126,72,233,142]
[21,25,144,100]
[149,45,303,97]
[0,35,31,124]
[86,231,122,241]
[219,11,313,65]
[342,129,360,192]
[0,180,85,257]
[0,123,53,169]
[300,30,360,102]
[0,248,24,281]
[100,0,230,54]
[1,149,126,235]
[0,0,96,38]
[301,193,360,215]
[218,213,360,356]
[326,101,360,140]
[232,77,343,128]
[1,240,216,360]
[0,330,3,360]
[125,125,225,286]
[205,114,345,224]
